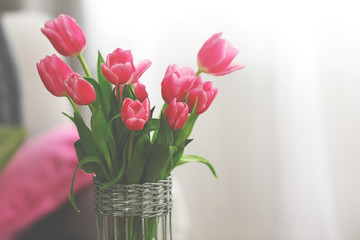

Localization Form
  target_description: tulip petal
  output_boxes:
[126,118,146,131]
[212,64,246,76]
[101,63,119,85]
[127,59,152,84]
[111,63,133,84]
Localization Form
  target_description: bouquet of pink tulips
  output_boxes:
[37,14,244,216]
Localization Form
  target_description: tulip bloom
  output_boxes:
[197,32,245,76]
[161,64,202,104]
[164,99,189,130]
[101,48,151,85]
[41,14,86,56]
[36,54,73,97]
[187,81,218,114]
[121,98,150,131]
[64,73,96,105]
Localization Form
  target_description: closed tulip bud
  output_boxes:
[36,54,73,97]
[164,98,189,130]
[187,81,218,114]
[41,14,86,56]
[161,64,200,103]
[101,48,151,85]
[197,32,245,76]
[121,98,150,131]
[64,73,96,105]
[134,82,148,102]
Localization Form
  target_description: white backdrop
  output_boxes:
[81,0,360,239]
[7,0,360,238]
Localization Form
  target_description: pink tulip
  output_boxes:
[161,64,202,104]
[101,48,151,85]
[164,98,189,130]
[133,82,148,102]
[121,98,150,131]
[64,73,96,105]
[41,14,86,56]
[187,81,218,114]
[36,54,73,97]
[197,32,245,76]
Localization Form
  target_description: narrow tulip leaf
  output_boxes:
[84,77,104,109]
[175,154,218,178]
[73,108,102,157]
[62,112,74,122]
[97,51,112,113]
[91,107,117,175]
[74,140,105,179]
[173,113,198,146]
[100,161,126,189]
[185,139,194,146]
[143,143,176,183]
[155,112,173,147]
[126,134,152,184]
[69,156,107,212]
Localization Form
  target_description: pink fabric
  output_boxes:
[0,125,93,240]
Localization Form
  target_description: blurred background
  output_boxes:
[1,0,360,239]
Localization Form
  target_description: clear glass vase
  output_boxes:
[93,176,173,240]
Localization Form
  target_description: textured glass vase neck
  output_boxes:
[93,176,173,240]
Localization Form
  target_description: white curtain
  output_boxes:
[17,0,359,239]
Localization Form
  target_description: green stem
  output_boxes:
[128,131,135,164]
[125,131,135,184]
[67,96,79,113]
[77,53,92,77]
[196,69,201,76]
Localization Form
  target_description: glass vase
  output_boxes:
[93,176,173,240]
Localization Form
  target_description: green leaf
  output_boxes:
[173,111,198,146]
[123,84,136,100]
[127,134,152,184]
[175,154,218,178]
[97,51,113,113]
[84,77,108,118]
[91,107,117,175]
[69,156,107,212]
[143,143,176,183]
[62,112,74,122]
[73,108,101,157]
[100,161,126,189]
[155,112,173,147]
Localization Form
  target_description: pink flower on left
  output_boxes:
[64,73,96,105]
[36,54,73,97]
[41,14,86,56]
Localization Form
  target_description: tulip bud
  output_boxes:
[164,98,189,130]
[36,54,73,97]
[161,64,200,103]
[101,48,151,85]
[121,98,150,131]
[134,82,148,102]
[64,73,96,105]
[41,14,86,56]
[187,81,218,114]
[197,32,245,76]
